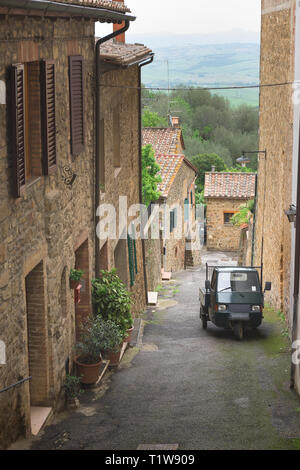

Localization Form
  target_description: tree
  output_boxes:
[142,108,168,128]
[142,145,162,207]
[191,153,227,192]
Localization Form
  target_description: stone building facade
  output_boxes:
[142,123,199,277]
[156,155,198,273]
[257,0,300,394]
[255,0,295,318]
[204,172,256,252]
[0,0,138,449]
[99,40,153,314]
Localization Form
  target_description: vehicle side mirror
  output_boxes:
[205,280,211,291]
[264,282,272,292]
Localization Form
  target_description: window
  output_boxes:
[224,212,235,225]
[69,56,84,157]
[11,60,56,197]
[190,190,193,206]
[217,271,260,293]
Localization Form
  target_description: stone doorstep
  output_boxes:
[30,406,53,436]
[147,291,158,306]
[162,272,172,281]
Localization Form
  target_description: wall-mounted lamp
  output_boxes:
[236,154,251,167]
[285,204,297,226]
[237,150,267,168]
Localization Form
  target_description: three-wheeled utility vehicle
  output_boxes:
[199,264,271,340]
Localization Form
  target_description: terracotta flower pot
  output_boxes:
[124,326,134,343]
[70,279,81,289]
[107,345,123,366]
[74,356,102,384]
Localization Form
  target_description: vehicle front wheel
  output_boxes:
[233,322,244,340]
[200,307,208,329]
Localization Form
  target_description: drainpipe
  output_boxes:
[95,21,130,276]
[138,55,154,303]
[251,173,258,267]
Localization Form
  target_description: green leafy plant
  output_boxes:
[277,310,289,338]
[93,318,124,354]
[70,268,84,281]
[231,199,255,226]
[92,269,133,336]
[75,317,104,364]
[142,144,162,208]
[64,374,83,401]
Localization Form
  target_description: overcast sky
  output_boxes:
[96,0,261,36]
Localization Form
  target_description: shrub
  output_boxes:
[92,269,133,335]
[70,268,84,281]
[75,318,104,364]
[93,318,124,354]
[64,375,83,401]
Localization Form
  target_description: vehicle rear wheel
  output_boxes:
[233,322,244,340]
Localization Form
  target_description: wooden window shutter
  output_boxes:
[41,60,57,174]
[69,56,85,157]
[11,64,26,197]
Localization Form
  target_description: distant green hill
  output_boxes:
[141,42,260,107]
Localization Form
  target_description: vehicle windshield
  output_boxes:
[217,271,261,293]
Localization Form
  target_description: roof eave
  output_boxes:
[0,0,136,22]
[100,52,154,68]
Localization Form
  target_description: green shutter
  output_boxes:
[133,238,138,274]
[170,211,173,233]
[127,234,135,286]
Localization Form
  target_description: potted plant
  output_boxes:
[123,313,134,344]
[64,374,83,408]
[74,318,103,384]
[69,268,84,289]
[94,318,124,366]
[92,269,134,341]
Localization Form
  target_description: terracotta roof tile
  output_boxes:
[100,40,153,66]
[51,0,130,13]
[142,128,185,155]
[156,154,185,198]
[204,172,256,199]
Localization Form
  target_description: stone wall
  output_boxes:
[0,15,96,449]
[144,237,162,292]
[99,65,146,316]
[206,198,249,252]
[255,1,295,317]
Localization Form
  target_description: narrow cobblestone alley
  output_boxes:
[14,252,300,451]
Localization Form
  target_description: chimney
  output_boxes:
[211,165,216,172]
[113,0,126,43]
[171,116,180,128]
